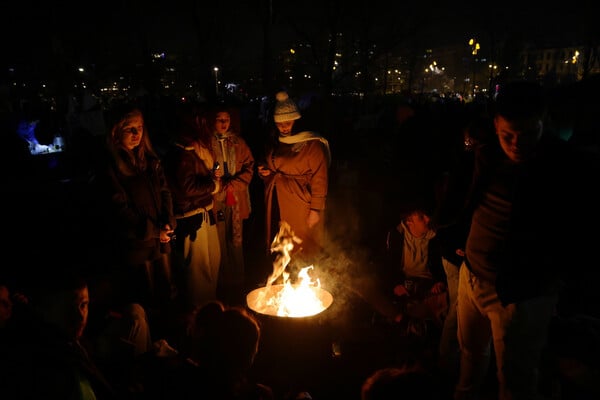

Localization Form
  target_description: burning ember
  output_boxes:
[247,222,333,318]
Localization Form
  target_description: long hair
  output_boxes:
[175,100,212,148]
[106,103,157,176]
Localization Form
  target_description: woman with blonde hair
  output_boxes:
[96,102,176,312]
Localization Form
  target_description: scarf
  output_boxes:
[213,132,243,247]
[279,131,331,166]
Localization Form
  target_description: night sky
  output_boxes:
[0,0,600,97]
[1,1,592,73]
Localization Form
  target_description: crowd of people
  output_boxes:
[2,78,600,399]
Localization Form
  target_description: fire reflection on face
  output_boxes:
[246,221,332,318]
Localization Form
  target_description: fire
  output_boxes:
[246,221,332,318]
[266,221,302,287]
[266,266,324,317]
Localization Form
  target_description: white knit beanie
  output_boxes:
[273,91,301,122]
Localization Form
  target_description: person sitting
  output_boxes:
[380,205,448,327]
[89,302,155,396]
[1,270,119,400]
[541,314,600,399]
[361,363,447,400]
[164,303,274,400]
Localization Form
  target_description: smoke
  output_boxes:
[307,231,398,325]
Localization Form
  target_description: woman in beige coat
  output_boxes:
[257,91,330,269]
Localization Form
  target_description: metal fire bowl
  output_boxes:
[246,284,334,318]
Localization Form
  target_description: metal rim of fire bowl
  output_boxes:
[246,284,334,318]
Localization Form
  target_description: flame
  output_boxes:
[266,221,302,287]
[247,221,329,318]
[266,266,324,317]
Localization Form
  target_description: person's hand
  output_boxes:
[257,164,271,177]
[307,209,320,228]
[153,339,179,358]
[212,169,223,193]
[430,281,446,294]
[211,179,222,195]
[393,284,409,297]
[160,224,175,243]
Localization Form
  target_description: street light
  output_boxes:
[213,66,219,96]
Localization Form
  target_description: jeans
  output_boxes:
[454,264,557,400]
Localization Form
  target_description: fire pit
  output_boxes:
[248,221,334,318]
[246,283,333,318]
[247,222,337,391]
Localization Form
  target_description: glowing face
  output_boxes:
[494,115,542,163]
[120,115,144,150]
[214,111,231,135]
[275,120,295,136]
[69,286,89,340]
[406,212,431,238]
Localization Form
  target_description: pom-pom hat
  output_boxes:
[273,91,301,122]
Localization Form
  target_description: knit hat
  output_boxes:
[273,91,301,122]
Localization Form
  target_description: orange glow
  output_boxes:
[246,221,333,318]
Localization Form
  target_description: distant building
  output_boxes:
[521,45,600,84]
